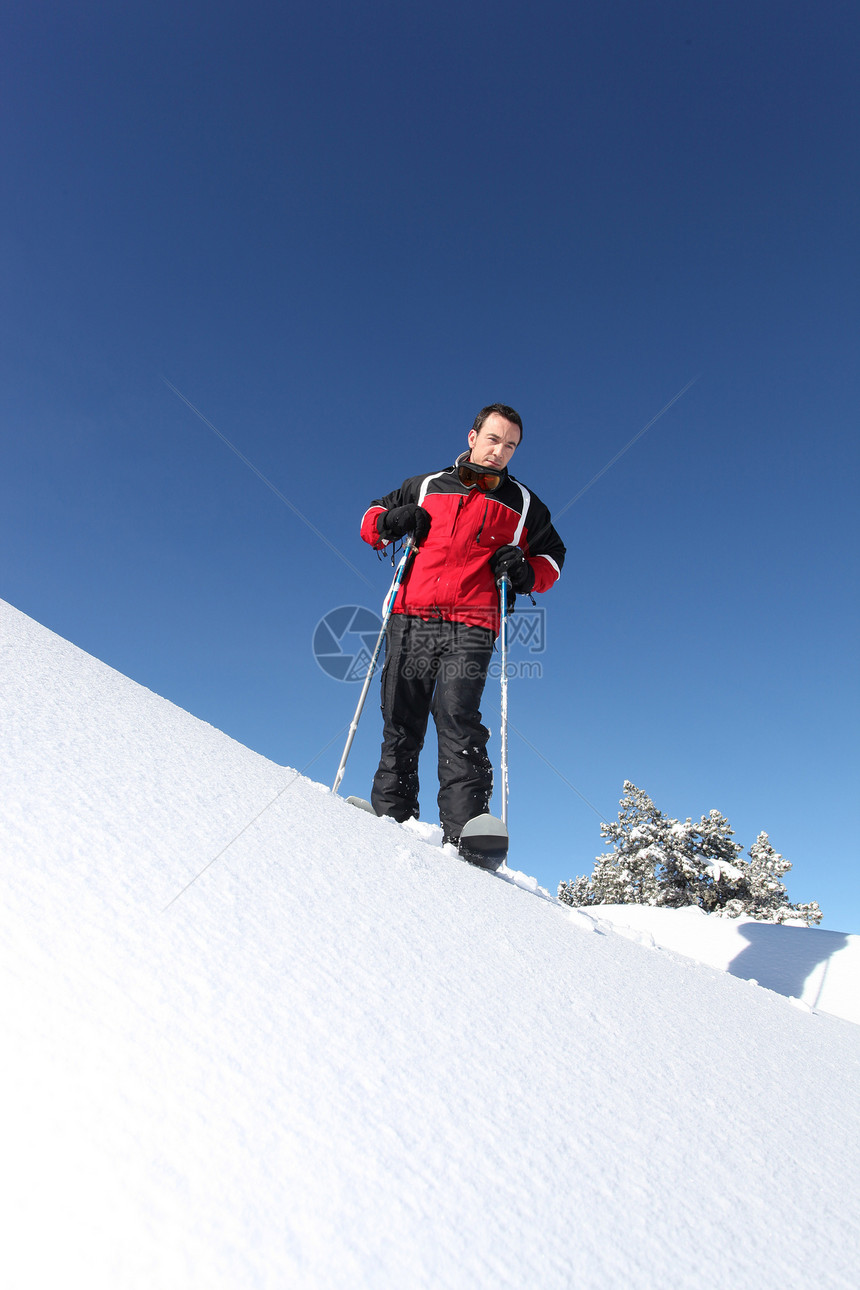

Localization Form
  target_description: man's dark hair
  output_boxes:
[471,403,523,441]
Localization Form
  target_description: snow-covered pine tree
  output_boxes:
[666,809,746,913]
[558,783,822,924]
[740,832,823,924]
[557,781,663,908]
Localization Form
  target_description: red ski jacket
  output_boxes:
[361,455,565,635]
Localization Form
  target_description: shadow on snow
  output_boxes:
[728,923,850,1010]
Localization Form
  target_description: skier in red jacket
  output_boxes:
[361,403,565,861]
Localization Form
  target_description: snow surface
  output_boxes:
[2,596,859,1290]
[581,904,860,1026]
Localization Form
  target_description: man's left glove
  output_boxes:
[489,545,535,594]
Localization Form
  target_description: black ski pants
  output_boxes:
[371,614,495,839]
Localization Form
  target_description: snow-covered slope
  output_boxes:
[584,904,859,1025]
[2,598,859,1290]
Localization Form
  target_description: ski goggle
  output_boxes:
[457,460,504,492]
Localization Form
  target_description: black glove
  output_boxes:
[377,504,432,544]
[490,544,535,594]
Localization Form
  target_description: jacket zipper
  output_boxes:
[474,498,489,545]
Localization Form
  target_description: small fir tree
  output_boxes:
[741,832,822,924]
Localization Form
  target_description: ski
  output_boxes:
[458,813,508,872]
[344,798,508,872]
[346,795,376,815]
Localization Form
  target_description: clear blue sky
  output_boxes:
[3,1,858,929]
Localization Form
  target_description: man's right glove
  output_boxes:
[489,544,536,594]
[377,504,432,544]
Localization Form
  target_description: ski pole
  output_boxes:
[497,573,511,829]
[332,537,416,796]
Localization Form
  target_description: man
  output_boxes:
[360,403,565,865]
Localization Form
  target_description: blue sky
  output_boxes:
[3,1,858,929]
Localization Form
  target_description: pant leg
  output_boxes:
[431,623,495,839]
[371,615,437,822]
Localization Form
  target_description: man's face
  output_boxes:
[467,413,521,469]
